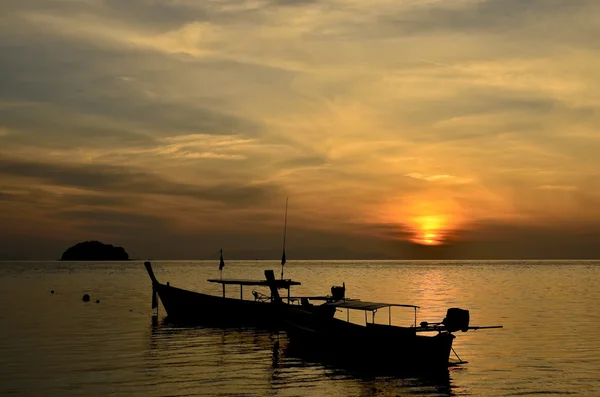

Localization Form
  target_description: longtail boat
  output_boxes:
[143,198,347,326]
[144,261,340,326]
[283,297,503,370]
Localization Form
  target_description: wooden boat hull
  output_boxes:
[146,263,336,327]
[154,282,311,326]
[283,310,455,370]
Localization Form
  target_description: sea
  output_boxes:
[0,260,599,397]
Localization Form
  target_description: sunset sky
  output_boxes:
[1,0,600,260]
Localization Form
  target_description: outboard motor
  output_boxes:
[443,308,470,332]
[331,282,345,300]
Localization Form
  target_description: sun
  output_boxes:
[377,196,464,246]
[421,232,438,245]
[411,215,445,246]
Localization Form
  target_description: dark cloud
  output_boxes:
[0,191,18,201]
[271,0,319,6]
[360,223,414,241]
[453,220,600,259]
[0,187,129,208]
[1,0,200,32]
[100,0,203,32]
[0,156,283,206]
[8,0,592,46]
[69,194,131,207]
[55,209,166,227]
[402,88,558,126]
[0,105,154,149]
[284,0,598,55]
[0,39,262,140]
[276,155,329,169]
[1,0,96,15]
[356,220,600,260]
[374,0,599,41]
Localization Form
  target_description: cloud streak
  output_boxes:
[0,155,282,203]
[404,173,473,184]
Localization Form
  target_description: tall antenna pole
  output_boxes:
[219,248,225,280]
[281,197,288,280]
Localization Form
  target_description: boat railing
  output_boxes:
[207,271,301,301]
[322,300,420,327]
[322,301,503,333]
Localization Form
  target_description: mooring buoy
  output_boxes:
[82,294,90,302]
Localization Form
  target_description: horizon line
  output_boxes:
[2,258,600,262]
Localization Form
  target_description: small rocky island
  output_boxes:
[60,241,130,261]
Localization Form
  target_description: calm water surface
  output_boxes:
[1,260,599,396]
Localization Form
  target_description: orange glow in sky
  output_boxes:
[411,215,446,245]
[421,233,438,245]
[376,198,462,246]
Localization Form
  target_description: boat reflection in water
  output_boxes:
[148,318,460,397]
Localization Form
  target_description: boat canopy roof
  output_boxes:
[322,300,419,311]
[207,278,301,287]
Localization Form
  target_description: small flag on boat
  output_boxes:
[219,249,225,270]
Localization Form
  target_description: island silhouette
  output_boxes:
[60,241,130,261]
